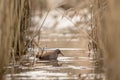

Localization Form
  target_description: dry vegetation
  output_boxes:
[0,0,120,80]
[0,0,30,79]
[94,0,120,80]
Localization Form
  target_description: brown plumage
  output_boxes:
[36,49,64,60]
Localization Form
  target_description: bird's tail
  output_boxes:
[39,56,42,59]
[36,55,42,59]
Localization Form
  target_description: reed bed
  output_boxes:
[93,0,120,80]
[0,0,30,79]
[1,0,119,80]
[58,0,120,79]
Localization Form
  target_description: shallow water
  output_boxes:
[4,48,104,80]
[28,48,87,52]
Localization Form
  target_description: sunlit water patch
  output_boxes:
[28,48,87,52]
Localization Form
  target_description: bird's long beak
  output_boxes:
[60,52,64,56]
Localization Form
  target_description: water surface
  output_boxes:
[5,48,104,80]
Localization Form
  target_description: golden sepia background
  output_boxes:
[0,0,120,80]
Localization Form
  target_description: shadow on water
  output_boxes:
[4,48,105,80]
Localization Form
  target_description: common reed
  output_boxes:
[93,0,120,80]
[0,0,30,79]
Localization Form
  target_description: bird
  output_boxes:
[36,49,64,60]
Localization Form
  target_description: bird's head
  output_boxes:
[55,49,64,56]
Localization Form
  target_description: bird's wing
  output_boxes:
[41,53,50,60]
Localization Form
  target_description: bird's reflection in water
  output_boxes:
[46,60,63,67]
